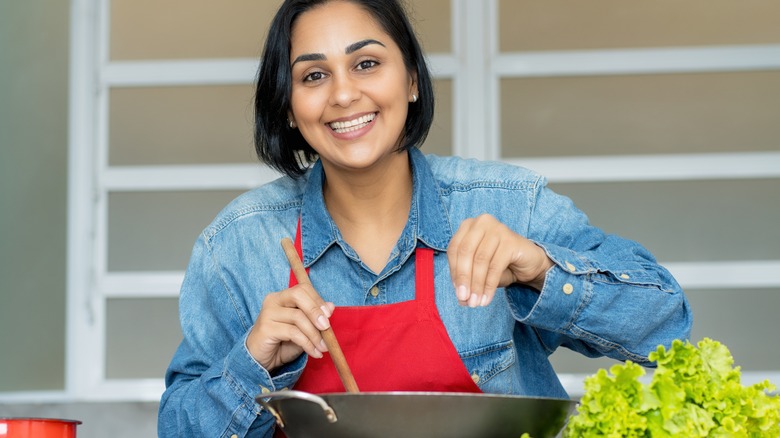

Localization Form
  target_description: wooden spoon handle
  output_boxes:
[281,238,360,393]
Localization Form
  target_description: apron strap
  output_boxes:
[289,217,305,287]
[414,248,435,304]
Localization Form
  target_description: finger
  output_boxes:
[447,218,472,302]
[277,284,332,331]
[273,305,330,351]
[480,239,519,307]
[468,232,501,307]
[259,295,326,346]
[452,220,485,304]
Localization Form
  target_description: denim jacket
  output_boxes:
[158,148,692,437]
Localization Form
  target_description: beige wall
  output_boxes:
[0,1,70,391]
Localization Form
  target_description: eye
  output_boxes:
[303,71,326,82]
[356,60,378,70]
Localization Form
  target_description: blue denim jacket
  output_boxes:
[158,148,692,437]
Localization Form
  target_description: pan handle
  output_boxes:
[256,390,339,428]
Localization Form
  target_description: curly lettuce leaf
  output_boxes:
[564,338,780,437]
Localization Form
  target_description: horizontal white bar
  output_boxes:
[98,260,780,301]
[72,379,165,402]
[103,58,260,87]
[0,391,72,404]
[559,371,780,398]
[494,44,780,77]
[103,164,281,191]
[665,260,780,290]
[427,54,456,78]
[103,152,780,193]
[509,151,780,183]
[101,272,184,298]
[102,54,456,87]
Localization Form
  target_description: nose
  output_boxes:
[328,74,361,108]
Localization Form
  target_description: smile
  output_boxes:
[328,113,376,134]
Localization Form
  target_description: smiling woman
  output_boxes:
[254,0,435,179]
[157,1,692,437]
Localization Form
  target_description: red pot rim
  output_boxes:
[0,418,82,425]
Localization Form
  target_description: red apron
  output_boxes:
[288,220,482,394]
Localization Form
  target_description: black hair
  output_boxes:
[254,0,435,178]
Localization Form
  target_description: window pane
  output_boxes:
[108,191,243,272]
[547,179,780,263]
[500,72,780,158]
[109,85,257,166]
[110,0,279,60]
[552,288,780,375]
[407,0,451,53]
[499,0,780,52]
[424,79,453,156]
[110,0,452,60]
[106,298,180,379]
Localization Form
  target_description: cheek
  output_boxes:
[290,90,317,122]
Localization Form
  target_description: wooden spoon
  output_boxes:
[281,238,360,393]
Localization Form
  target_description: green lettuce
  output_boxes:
[564,338,780,437]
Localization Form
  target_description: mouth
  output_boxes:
[327,112,377,134]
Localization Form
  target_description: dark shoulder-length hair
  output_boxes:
[254,0,435,178]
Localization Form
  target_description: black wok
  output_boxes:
[257,390,576,438]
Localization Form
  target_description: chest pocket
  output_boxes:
[459,339,516,387]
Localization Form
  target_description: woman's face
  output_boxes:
[288,1,417,174]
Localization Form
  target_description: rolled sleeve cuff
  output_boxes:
[506,243,593,332]
[223,333,307,409]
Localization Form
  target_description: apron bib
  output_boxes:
[289,218,481,394]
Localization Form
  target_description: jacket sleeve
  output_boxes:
[504,178,693,365]
[157,234,305,438]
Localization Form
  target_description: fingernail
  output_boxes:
[317,315,330,330]
[457,285,469,301]
[468,294,480,308]
[321,305,332,318]
[480,295,489,307]
[319,339,328,352]
[311,349,323,359]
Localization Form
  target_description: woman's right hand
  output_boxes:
[246,283,335,372]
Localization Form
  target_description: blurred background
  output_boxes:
[2,0,779,436]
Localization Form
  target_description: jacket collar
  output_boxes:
[298,148,452,269]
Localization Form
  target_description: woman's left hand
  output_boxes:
[447,214,554,307]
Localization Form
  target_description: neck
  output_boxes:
[321,150,413,273]
[322,150,413,225]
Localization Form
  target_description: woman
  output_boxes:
[158,0,693,436]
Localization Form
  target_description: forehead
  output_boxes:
[290,1,392,55]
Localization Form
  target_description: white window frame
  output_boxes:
[0,0,768,404]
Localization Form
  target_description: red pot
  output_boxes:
[0,418,81,438]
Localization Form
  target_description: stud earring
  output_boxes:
[411,94,418,103]
[288,119,296,129]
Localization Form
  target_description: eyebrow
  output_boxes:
[346,38,385,54]
[291,39,386,67]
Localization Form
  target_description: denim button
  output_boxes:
[260,386,271,394]
[562,283,574,295]
[620,273,630,279]
[370,286,379,297]
[565,262,576,272]
[471,372,480,384]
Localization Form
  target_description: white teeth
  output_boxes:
[329,113,376,133]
